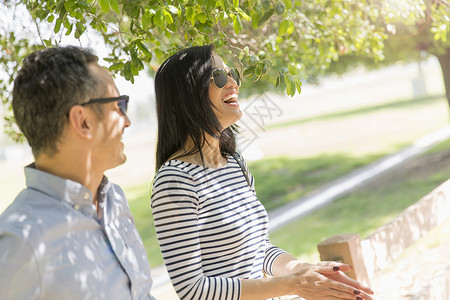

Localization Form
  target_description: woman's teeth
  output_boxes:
[222,93,238,103]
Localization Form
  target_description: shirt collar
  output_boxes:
[24,163,111,208]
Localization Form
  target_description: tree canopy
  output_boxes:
[1,0,449,141]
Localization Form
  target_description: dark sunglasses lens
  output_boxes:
[118,99,128,114]
[212,69,228,88]
[230,68,241,86]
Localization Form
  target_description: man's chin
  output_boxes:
[107,154,127,171]
[119,154,127,165]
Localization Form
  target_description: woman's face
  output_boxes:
[209,54,242,130]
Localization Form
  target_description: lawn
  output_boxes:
[269,138,450,263]
[248,153,384,211]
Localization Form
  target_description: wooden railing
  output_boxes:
[317,179,450,297]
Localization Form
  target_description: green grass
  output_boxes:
[269,139,450,263]
[424,136,450,154]
[248,153,384,211]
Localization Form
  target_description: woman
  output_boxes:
[150,45,374,300]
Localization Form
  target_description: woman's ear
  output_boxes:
[67,105,94,140]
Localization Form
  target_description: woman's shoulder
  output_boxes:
[153,160,199,185]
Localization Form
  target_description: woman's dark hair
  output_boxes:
[12,46,101,157]
[154,45,237,169]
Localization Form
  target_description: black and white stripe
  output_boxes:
[151,154,285,300]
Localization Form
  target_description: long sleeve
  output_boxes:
[151,167,241,300]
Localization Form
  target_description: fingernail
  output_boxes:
[356,297,362,300]
[353,290,360,295]
[333,266,339,271]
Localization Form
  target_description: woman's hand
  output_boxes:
[286,262,374,300]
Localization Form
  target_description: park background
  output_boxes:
[1,1,450,299]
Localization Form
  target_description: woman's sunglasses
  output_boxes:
[211,68,241,89]
[80,95,129,116]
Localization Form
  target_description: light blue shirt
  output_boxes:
[0,164,155,300]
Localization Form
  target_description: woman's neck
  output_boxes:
[170,134,227,168]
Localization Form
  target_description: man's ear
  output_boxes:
[67,105,94,140]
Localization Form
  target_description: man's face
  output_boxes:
[88,63,131,171]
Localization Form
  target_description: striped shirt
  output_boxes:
[151,154,285,300]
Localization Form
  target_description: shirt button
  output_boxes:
[83,192,90,200]
[74,204,80,210]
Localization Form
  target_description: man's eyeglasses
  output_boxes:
[211,68,241,89]
[79,95,129,116]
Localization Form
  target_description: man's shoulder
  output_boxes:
[0,191,45,236]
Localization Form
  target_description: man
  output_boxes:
[0,46,155,299]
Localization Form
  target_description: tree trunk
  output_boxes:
[436,47,450,118]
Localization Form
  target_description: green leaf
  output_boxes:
[257,9,274,27]
[233,15,242,34]
[236,8,250,21]
[186,7,195,23]
[197,13,207,23]
[43,39,53,46]
[251,11,260,28]
[275,75,280,88]
[54,18,62,34]
[136,41,152,58]
[275,2,286,15]
[279,19,288,35]
[249,54,259,65]
[129,5,141,19]
[286,20,294,34]
[154,9,164,28]
[295,78,302,94]
[233,0,239,9]
[243,66,255,77]
[164,9,174,24]
[110,0,120,14]
[65,23,73,35]
[261,0,271,10]
[123,61,132,81]
[109,62,124,71]
[285,76,295,96]
[262,62,269,75]
[283,0,292,10]
[252,65,263,81]
[142,9,155,30]
[74,22,85,39]
[78,1,89,10]
[99,0,110,13]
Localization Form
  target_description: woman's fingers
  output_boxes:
[312,262,374,295]
[292,263,374,300]
[323,269,374,295]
